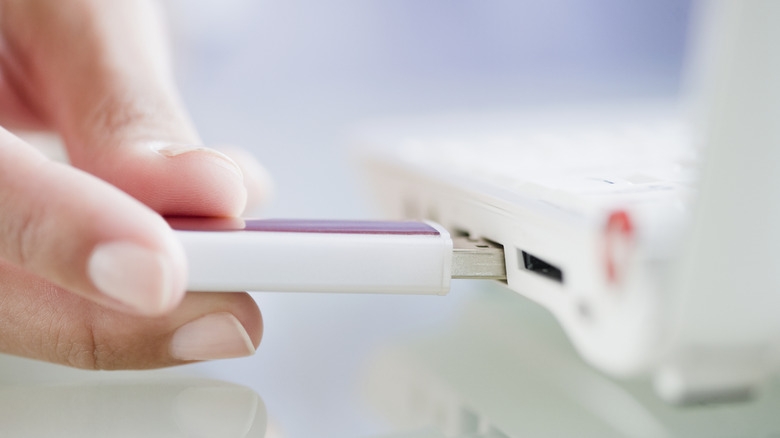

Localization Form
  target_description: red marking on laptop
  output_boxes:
[604,210,635,285]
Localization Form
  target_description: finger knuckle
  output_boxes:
[20,288,142,371]
[49,313,100,370]
[49,309,127,371]
[79,93,166,153]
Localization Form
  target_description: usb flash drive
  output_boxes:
[168,218,506,294]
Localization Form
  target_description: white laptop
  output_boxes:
[353,0,780,404]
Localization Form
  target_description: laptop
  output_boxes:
[352,0,780,404]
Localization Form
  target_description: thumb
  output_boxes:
[0,128,186,315]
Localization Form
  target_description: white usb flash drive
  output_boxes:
[169,218,506,294]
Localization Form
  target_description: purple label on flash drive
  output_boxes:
[166,217,440,235]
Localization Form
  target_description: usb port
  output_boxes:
[520,250,564,283]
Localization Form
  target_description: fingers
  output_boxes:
[0,1,268,370]
[0,260,262,369]
[0,128,187,315]
[1,0,250,217]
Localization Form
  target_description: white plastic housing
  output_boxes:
[172,219,453,295]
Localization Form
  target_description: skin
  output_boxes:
[0,0,264,369]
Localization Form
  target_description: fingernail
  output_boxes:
[170,313,256,361]
[88,242,178,315]
[152,143,244,179]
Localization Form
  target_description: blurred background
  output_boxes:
[161,1,692,436]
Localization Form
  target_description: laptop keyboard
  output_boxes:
[395,114,697,210]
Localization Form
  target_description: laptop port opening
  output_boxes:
[520,250,564,284]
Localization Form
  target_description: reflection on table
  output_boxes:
[0,355,267,438]
[363,282,780,438]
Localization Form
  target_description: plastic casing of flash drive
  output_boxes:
[169,218,453,295]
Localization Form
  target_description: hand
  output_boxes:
[0,0,264,369]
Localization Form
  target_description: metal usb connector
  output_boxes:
[451,235,507,280]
